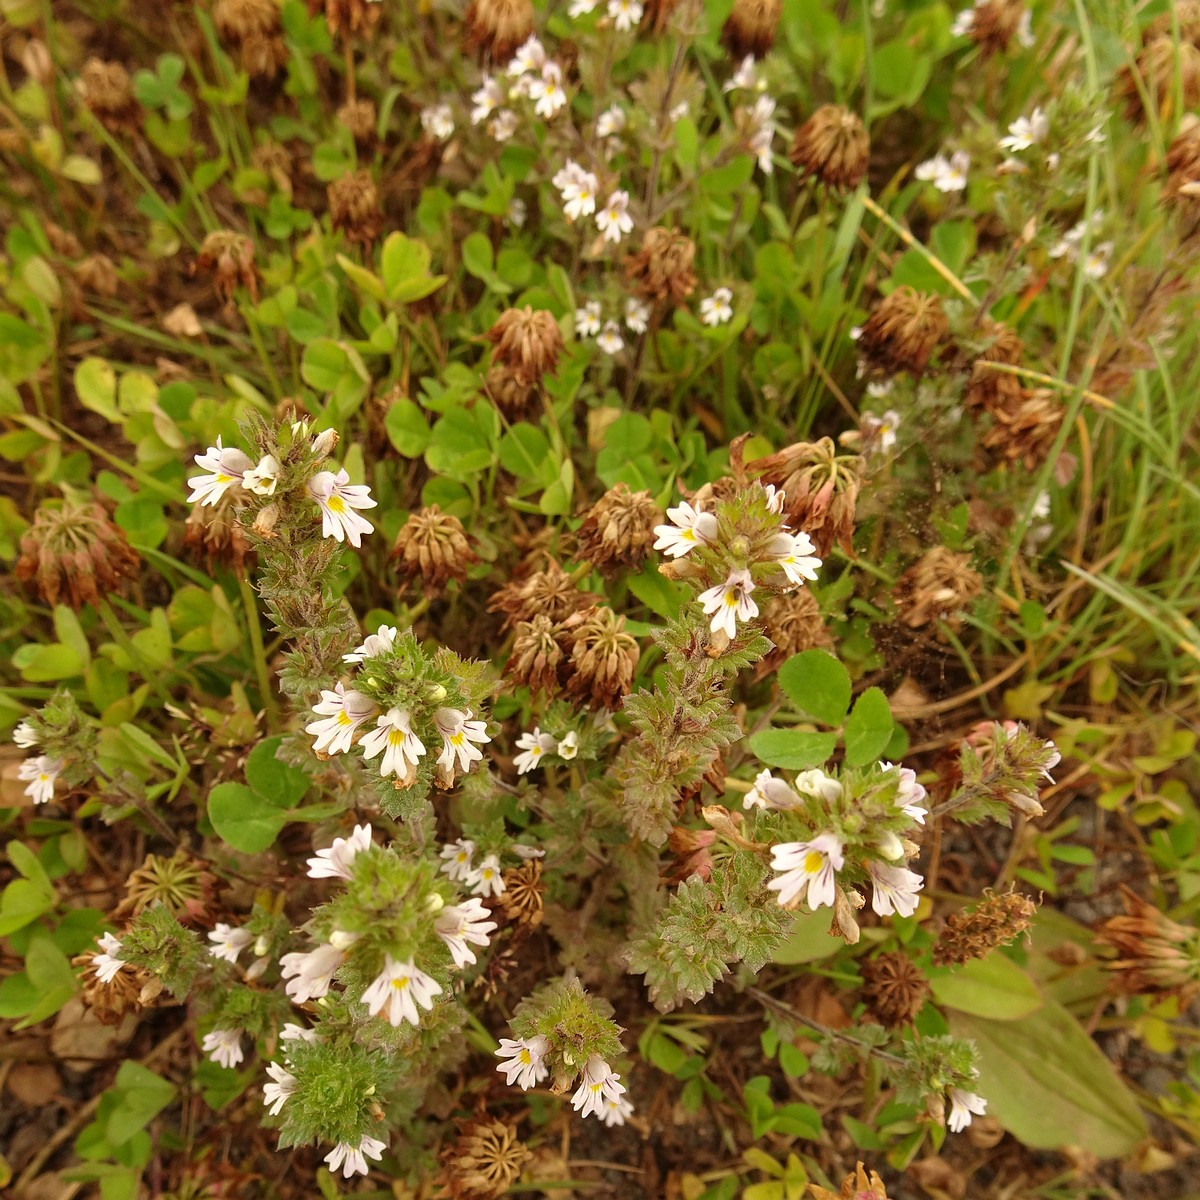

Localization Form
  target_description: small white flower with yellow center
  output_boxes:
[435,898,499,968]
[868,860,924,918]
[999,106,1048,152]
[624,296,650,333]
[202,1028,245,1070]
[1083,241,1112,279]
[263,1062,297,1116]
[766,833,845,909]
[747,95,775,174]
[496,1035,550,1089]
[306,822,373,880]
[882,761,927,824]
[435,707,491,774]
[325,1136,386,1179]
[601,1093,635,1126]
[420,104,454,140]
[700,286,734,326]
[342,623,398,664]
[19,755,61,805]
[768,530,822,587]
[652,501,717,557]
[559,164,599,221]
[530,62,567,118]
[915,151,969,193]
[187,438,253,507]
[596,105,626,137]
[13,719,39,748]
[744,769,801,812]
[471,76,504,124]
[490,109,518,141]
[571,1055,625,1118]
[557,731,579,760]
[439,838,477,882]
[242,454,281,496]
[608,0,643,30]
[514,728,557,774]
[596,321,624,355]
[507,35,546,77]
[208,923,254,964]
[470,853,506,898]
[280,943,345,1002]
[947,1087,988,1132]
[307,467,376,547]
[576,299,603,337]
[724,55,757,91]
[361,957,443,1027]
[596,189,633,244]
[699,568,758,638]
[92,932,127,983]
[360,708,426,779]
[304,684,377,755]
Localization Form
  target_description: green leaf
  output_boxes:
[929,953,1043,1020]
[777,650,851,727]
[380,232,446,303]
[207,782,288,854]
[12,642,86,682]
[747,729,838,771]
[105,1062,175,1147]
[0,880,54,937]
[627,565,688,621]
[539,459,574,516]
[950,1000,1148,1156]
[75,358,120,423]
[385,397,431,457]
[842,688,894,767]
[244,737,311,808]
[497,424,553,482]
[771,908,843,965]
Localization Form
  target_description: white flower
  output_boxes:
[559,163,599,220]
[746,95,776,174]
[870,409,901,452]
[999,107,1048,152]
[597,321,624,355]
[596,105,626,137]
[867,380,893,399]
[1030,490,1051,521]
[744,769,801,811]
[947,1087,987,1132]
[304,684,377,755]
[507,35,546,77]
[700,286,734,326]
[514,727,558,774]
[263,1062,297,1115]
[92,932,126,984]
[557,731,579,760]
[602,1093,635,1126]
[202,1029,244,1070]
[306,822,374,880]
[496,1035,551,1089]
[596,189,633,244]
[530,62,567,118]
[208,923,254,964]
[699,568,758,638]
[768,530,822,586]
[793,768,843,806]
[435,898,499,968]
[624,297,650,333]
[506,195,526,226]
[669,100,689,122]
[576,299,603,337]
[1017,9,1035,46]
[572,1055,625,1118]
[421,105,453,141]
[763,483,786,513]
[280,1022,318,1045]
[343,623,398,664]
[490,109,519,141]
[766,833,845,909]
[1083,241,1111,279]
[361,956,443,1027]
[360,708,426,779]
[608,0,643,31]
[724,55,757,91]
[569,0,598,13]
[187,438,253,506]
[435,707,491,774]
[471,853,506,898]
[512,843,545,860]
[19,755,61,805]
[280,943,345,1002]
[868,860,924,918]
[882,762,927,824]
[307,468,376,547]
[242,454,281,496]
[325,1136,386,1179]
[439,838,477,882]
[916,150,969,192]
[950,6,975,36]
[653,501,717,557]
[471,76,504,124]
[13,720,38,748]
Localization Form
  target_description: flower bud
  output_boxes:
[425,892,446,913]
[253,934,270,957]
[427,683,448,703]
[311,428,339,460]
[328,929,360,950]
[877,831,904,861]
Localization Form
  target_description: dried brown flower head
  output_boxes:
[561,605,640,710]
[113,849,219,924]
[312,0,383,41]
[861,952,930,1028]
[506,615,566,694]
[858,287,949,376]
[327,170,384,247]
[78,59,140,132]
[756,589,832,678]
[75,947,161,1026]
[720,0,781,60]
[16,497,140,611]
[1148,0,1200,40]
[75,253,120,298]
[933,888,1036,966]
[642,0,681,34]
[575,483,661,574]
[749,437,864,557]
[1163,115,1200,217]
[252,140,295,198]
[809,1162,890,1200]
[485,362,539,421]
[214,0,280,41]
[964,320,1024,416]
[390,505,477,595]
[183,494,254,574]
[980,387,1063,469]
[1094,886,1200,1001]
[438,1114,531,1199]
[487,307,565,385]
[238,31,289,78]
[463,0,535,63]
[962,0,1031,56]
[497,859,545,928]
[196,230,259,305]
[338,97,378,146]
[1116,36,1200,125]
[624,226,698,307]
[790,105,870,191]
[894,546,982,629]
[489,559,596,629]
[665,825,717,884]
[45,222,83,258]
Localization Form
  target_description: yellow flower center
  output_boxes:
[724,591,739,607]
[388,729,406,745]
[804,850,824,873]
[336,712,352,726]
[391,976,410,991]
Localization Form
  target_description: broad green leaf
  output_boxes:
[771,908,842,965]
[244,736,311,808]
[105,1062,175,1147]
[207,782,288,854]
[929,953,1043,1020]
[950,1001,1148,1156]
[627,565,688,621]
[842,688,894,767]
[75,358,120,423]
[777,650,851,727]
[384,397,431,457]
[0,880,54,936]
[12,641,85,682]
[747,729,838,770]
[497,424,553,482]
[380,232,446,303]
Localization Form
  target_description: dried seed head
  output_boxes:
[756,588,832,679]
[75,253,120,298]
[252,140,295,197]
[497,859,545,929]
[720,0,781,60]
[964,0,1030,56]
[390,505,478,595]
[183,493,255,574]
[1163,115,1200,216]
[506,615,566,694]
[624,226,698,307]
[809,1162,890,1200]
[861,952,930,1028]
[315,0,383,41]
[642,0,682,35]
[196,230,259,305]
[485,362,540,421]
[933,888,1036,966]
[575,483,661,574]
[214,0,280,41]
[327,170,384,247]
[21,40,54,86]
[15,497,140,611]
[1116,36,1200,125]
[979,387,1063,470]
[487,306,565,385]
[337,97,378,146]
[964,321,1024,415]
[894,546,982,629]
[749,437,863,557]
[114,849,220,925]
[789,104,870,192]
[1094,886,1200,1001]
[463,0,535,63]
[489,559,596,629]
[45,222,83,258]
[75,947,160,1026]
[238,31,289,78]
[438,1114,532,1200]
[1149,0,1200,41]
[78,59,140,132]
[858,287,949,376]
[560,605,640,710]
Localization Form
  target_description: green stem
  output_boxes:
[239,575,279,730]
[95,598,175,706]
